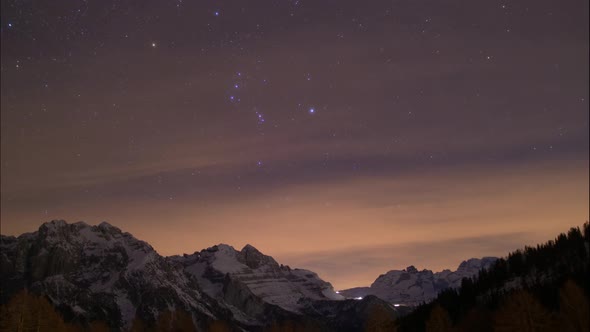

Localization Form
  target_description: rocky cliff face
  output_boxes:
[339,258,497,306]
[0,221,231,330]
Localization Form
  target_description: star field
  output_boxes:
[1,0,588,289]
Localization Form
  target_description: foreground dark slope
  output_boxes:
[0,220,398,331]
[397,222,590,332]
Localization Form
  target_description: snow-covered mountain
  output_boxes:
[0,220,230,330]
[167,243,346,326]
[339,258,497,306]
[0,220,397,331]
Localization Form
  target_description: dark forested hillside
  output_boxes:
[397,222,590,332]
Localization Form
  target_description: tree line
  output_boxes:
[397,222,590,332]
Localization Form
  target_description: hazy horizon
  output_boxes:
[2,217,587,289]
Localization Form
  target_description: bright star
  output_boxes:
[309,108,315,114]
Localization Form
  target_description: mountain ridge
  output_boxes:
[0,220,399,331]
[339,257,497,305]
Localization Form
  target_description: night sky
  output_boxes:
[1,0,588,289]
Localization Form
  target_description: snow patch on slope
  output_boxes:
[211,244,247,273]
[115,291,136,329]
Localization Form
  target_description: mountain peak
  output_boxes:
[40,220,111,231]
[97,221,121,233]
[457,257,497,271]
[239,244,278,269]
[38,219,74,238]
[42,219,68,228]
[241,243,260,253]
[207,243,236,253]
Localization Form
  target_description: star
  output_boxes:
[255,111,266,124]
[151,42,157,48]
[309,108,315,114]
